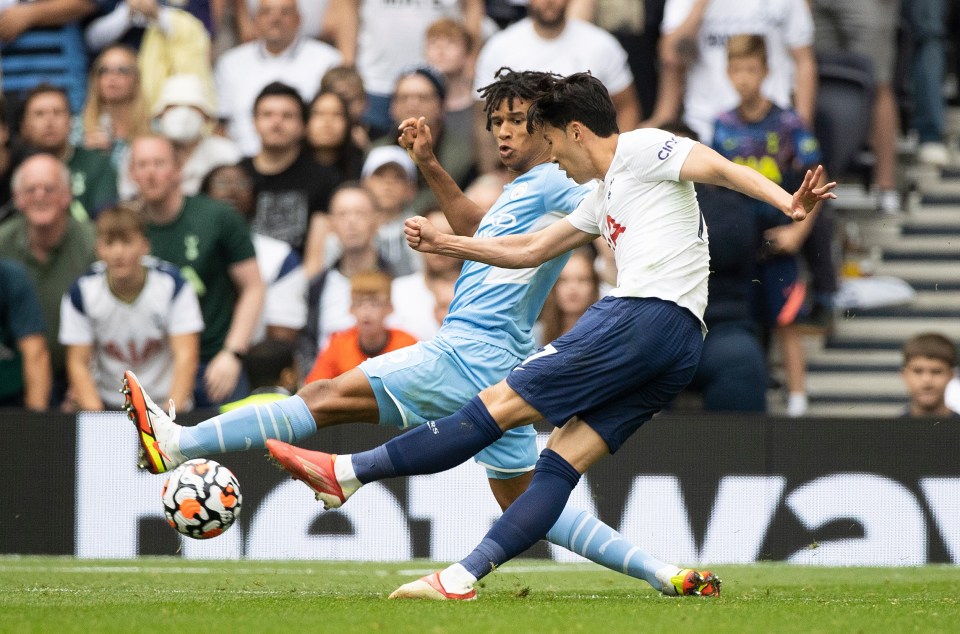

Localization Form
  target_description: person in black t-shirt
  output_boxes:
[241,82,340,275]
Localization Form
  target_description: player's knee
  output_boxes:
[297,379,338,424]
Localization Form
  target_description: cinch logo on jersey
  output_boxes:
[658,137,679,161]
[604,214,626,248]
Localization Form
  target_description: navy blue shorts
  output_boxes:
[506,296,703,453]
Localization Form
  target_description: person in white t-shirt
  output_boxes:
[60,205,203,411]
[472,0,640,173]
[645,0,817,145]
[215,0,342,155]
[270,72,836,601]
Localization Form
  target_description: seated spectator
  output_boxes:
[129,134,264,407]
[241,83,339,276]
[363,146,421,276]
[379,64,475,215]
[388,210,463,341]
[201,162,307,343]
[0,0,97,113]
[0,258,52,410]
[320,66,371,151]
[301,183,393,370]
[19,84,118,220]
[306,89,364,183]
[215,0,342,155]
[141,73,242,197]
[59,204,202,411]
[535,247,600,346]
[78,44,151,170]
[305,270,417,382]
[219,338,301,412]
[87,2,215,110]
[0,154,96,404]
[901,332,959,418]
[424,18,476,134]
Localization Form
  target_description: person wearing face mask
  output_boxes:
[118,74,242,199]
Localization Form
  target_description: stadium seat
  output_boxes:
[814,51,876,183]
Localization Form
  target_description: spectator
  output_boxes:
[362,145,421,276]
[905,0,951,167]
[240,82,340,276]
[237,0,330,42]
[219,338,300,412]
[810,0,901,213]
[472,0,640,173]
[685,184,768,413]
[129,134,264,407]
[301,183,393,369]
[139,73,242,197]
[324,0,483,138]
[0,0,97,113]
[305,270,417,382]
[382,65,475,215]
[85,0,218,52]
[319,66,371,151]
[463,171,511,211]
[535,247,600,346]
[388,209,463,341]
[78,44,151,170]
[201,162,308,343]
[0,98,15,217]
[901,332,958,418]
[0,154,96,404]
[214,0,342,155]
[19,85,119,220]
[0,258,52,411]
[568,0,666,119]
[710,34,829,416]
[647,0,816,146]
[424,18,476,130]
[59,204,202,411]
[306,89,364,183]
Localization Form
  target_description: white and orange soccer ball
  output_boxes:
[161,459,242,539]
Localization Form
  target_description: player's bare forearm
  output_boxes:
[169,333,200,409]
[406,216,594,268]
[417,156,485,235]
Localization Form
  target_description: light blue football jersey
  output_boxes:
[439,163,593,359]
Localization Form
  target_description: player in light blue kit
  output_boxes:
[124,69,716,596]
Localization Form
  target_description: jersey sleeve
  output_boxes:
[662,0,696,33]
[565,187,604,235]
[58,287,93,345]
[627,129,697,182]
[783,0,815,49]
[168,280,205,336]
[217,203,257,264]
[265,264,308,330]
[585,25,634,95]
[3,263,46,340]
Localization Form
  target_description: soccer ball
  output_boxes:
[161,459,242,539]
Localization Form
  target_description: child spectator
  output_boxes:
[59,204,202,411]
[361,145,421,276]
[711,34,825,417]
[423,18,476,128]
[220,338,300,412]
[901,333,959,418]
[305,271,416,382]
[319,66,371,151]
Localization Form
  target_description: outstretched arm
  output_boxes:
[679,144,836,221]
[405,215,596,269]
[398,116,488,236]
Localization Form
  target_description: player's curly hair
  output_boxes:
[477,67,561,131]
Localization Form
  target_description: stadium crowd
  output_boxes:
[0,0,957,416]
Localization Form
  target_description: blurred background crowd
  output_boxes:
[1,0,959,418]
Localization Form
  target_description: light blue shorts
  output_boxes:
[359,333,538,479]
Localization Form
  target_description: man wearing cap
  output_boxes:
[361,146,420,277]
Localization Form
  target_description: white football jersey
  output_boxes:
[252,233,308,343]
[59,256,204,407]
[566,129,709,327]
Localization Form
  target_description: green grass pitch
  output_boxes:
[2,557,959,633]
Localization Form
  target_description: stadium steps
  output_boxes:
[788,130,960,417]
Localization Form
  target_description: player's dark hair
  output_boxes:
[527,72,619,137]
[477,67,560,131]
[244,339,297,389]
[902,333,958,368]
[253,81,309,123]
